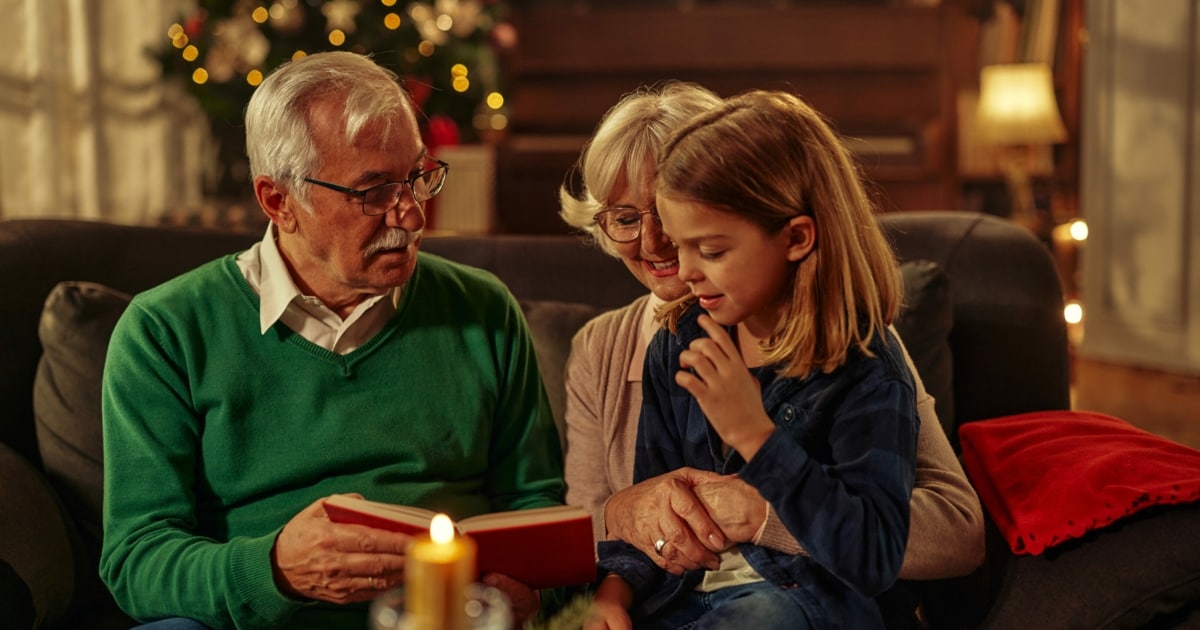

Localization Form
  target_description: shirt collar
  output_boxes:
[256,224,305,334]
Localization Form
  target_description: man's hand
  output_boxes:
[271,494,410,604]
[693,477,768,543]
[604,468,729,573]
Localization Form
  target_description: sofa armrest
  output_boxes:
[0,441,75,628]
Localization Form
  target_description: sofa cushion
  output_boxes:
[519,299,603,448]
[34,281,131,550]
[894,259,954,433]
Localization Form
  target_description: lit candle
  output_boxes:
[406,514,477,630]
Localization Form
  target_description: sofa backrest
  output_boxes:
[0,211,1070,471]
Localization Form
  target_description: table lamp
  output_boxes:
[976,62,1067,234]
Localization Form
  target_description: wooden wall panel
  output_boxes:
[497,2,973,234]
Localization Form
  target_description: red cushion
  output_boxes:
[959,410,1200,555]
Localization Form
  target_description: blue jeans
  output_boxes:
[132,619,211,630]
[638,581,811,630]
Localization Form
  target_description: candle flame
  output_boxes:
[430,513,455,544]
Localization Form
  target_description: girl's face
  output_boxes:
[605,174,689,301]
[658,195,813,337]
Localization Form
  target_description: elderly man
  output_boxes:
[99,51,563,630]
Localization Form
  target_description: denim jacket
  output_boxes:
[597,305,919,630]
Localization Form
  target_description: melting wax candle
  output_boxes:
[406,514,477,630]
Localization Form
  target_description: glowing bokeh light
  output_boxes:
[1069,219,1088,241]
[1064,301,1083,325]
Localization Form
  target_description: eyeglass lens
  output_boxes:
[362,166,448,215]
[600,207,658,242]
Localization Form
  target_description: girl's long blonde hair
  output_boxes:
[657,90,901,378]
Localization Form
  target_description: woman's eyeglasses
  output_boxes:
[592,205,660,243]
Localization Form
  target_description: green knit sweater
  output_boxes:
[99,252,565,630]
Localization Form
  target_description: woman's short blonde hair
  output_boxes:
[657,90,902,378]
[558,82,721,257]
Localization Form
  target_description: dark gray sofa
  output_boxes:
[1,212,1197,629]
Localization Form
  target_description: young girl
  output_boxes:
[586,90,919,630]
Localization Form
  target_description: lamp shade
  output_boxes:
[976,62,1067,146]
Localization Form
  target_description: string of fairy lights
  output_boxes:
[161,0,512,138]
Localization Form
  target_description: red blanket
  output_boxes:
[959,410,1200,555]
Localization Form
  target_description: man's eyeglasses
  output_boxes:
[304,159,449,216]
[593,205,660,243]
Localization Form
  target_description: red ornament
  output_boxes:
[184,10,207,39]
[425,115,460,150]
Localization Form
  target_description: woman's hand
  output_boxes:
[676,314,775,459]
[604,467,728,573]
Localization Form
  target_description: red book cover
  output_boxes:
[322,495,596,589]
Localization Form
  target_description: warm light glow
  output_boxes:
[252,6,269,23]
[430,514,455,544]
[381,0,398,6]
[436,14,453,31]
[451,63,468,77]
[486,92,504,109]
[328,29,346,46]
[247,69,264,86]
[977,63,1067,146]
[1064,300,1084,325]
[167,23,184,39]
[452,76,470,92]
[182,45,199,62]
[418,40,435,56]
[490,113,508,130]
[384,12,402,29]
[269,3,286,20]
[1068,219,1088,241]
[292,50,308,61]
[192,68,209,84]
[172,33,189,48]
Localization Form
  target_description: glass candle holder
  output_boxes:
[370,583,512,630]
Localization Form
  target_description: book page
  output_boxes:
[458,504,589,532]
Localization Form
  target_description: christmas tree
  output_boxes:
[155,0,514,196]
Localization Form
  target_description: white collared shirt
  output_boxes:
[235,225,398,354]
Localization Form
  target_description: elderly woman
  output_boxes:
[557,82,984,592]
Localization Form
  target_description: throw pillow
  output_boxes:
[519,299,602,449]
[894,259,954,433]
[959,410,1200,556]
[33,281,131,550]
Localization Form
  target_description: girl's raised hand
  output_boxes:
[676,314,775,459]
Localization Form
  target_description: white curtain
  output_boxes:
[0,0,208,224]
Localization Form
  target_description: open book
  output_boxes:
[323,495,596,589]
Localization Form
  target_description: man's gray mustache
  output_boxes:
[364,229,421,257]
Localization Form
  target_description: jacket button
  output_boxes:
[782,407,795,423]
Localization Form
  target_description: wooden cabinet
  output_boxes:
[495,1,977,234]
